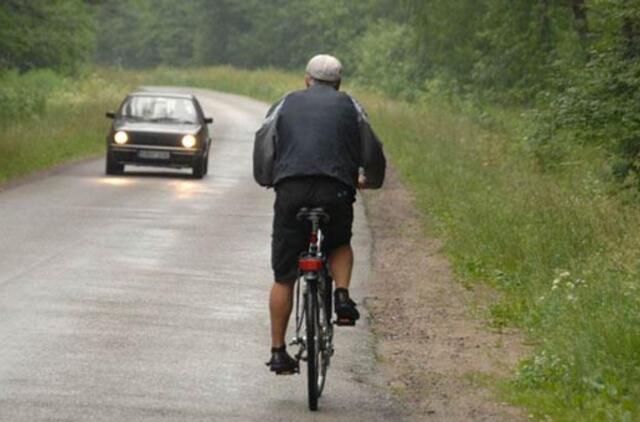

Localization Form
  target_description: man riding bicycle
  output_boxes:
[253,54,386,374]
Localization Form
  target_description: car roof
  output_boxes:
[128,91,196,101]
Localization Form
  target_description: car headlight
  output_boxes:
[181,134,196,148]
[114,131,128,144]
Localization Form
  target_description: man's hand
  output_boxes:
[357,174,367,190]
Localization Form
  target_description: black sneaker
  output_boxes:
[265,346,299,375]
[334,288,360,326]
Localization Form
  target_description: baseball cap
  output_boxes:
[305,54,342,82]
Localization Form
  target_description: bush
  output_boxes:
[350,21,425,100]
[0,0,95,73]
[0,69,130,183]
[0,69,64,122]
[515,2,640,192]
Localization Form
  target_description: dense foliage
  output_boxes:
[0,0,94,73]
[94,0,388,69]
[400,1,640,187]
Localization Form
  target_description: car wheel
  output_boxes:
[106,153,124,175]
[203,153,209,175]
[192,155,205,179]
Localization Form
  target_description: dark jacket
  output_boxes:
[253,84,385,190]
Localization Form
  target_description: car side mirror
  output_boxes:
[105,111,116,119]
[203,117,213,124]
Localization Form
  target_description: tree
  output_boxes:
[570,0,589,46]
[0,0,95,72]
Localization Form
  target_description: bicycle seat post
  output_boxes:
[309,216,320,255]
[297,207,329,256]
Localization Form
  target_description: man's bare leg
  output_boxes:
[269,281,294,348]
[270,244,354,348]
[329,244,354,289]
[329,244,360,323]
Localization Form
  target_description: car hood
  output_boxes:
[114,121,201,135]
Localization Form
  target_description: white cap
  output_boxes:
[305,54,342,82]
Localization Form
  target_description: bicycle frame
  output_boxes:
[291,209,334,411]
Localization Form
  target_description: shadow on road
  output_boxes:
[109,170,196,180]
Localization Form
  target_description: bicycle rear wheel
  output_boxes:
[305,282,320,411]
[316,273,332,398]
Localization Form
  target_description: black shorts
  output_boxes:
[272,177,355,283]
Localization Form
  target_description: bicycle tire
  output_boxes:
[316,273,332,398]
[305,282,320,411]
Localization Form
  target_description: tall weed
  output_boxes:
[0,69,64,122]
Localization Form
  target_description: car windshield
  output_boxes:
[121,96,198,124]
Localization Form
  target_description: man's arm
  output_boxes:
[350,97,386,189]
[253,97,287,187]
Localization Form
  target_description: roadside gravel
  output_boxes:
[362,166,528,421]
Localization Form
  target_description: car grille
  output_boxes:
[128,131,182,147]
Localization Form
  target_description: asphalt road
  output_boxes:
[0,88,400,421]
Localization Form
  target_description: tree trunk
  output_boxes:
[570,0,589,46]
[622,6,640,59]
[539,0,552,52]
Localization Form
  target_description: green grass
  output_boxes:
[134,66,300,101]
[2,66,639,420]
[0,71,134,183]
[359,96,640,421]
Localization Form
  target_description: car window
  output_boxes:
[121,96,198,123]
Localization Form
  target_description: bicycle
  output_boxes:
[290,207,335,411]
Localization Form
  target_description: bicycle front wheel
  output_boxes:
[305,282,320,411]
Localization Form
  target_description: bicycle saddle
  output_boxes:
[296,207,330,223]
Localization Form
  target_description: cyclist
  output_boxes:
[253,54,386,374]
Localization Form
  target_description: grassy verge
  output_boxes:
[362,97,640,420]
[2,66,638,420]
[0,70,137,183]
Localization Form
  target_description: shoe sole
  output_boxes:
[272,368,299,375]
[335,307,359,326]
[336,318,356,326]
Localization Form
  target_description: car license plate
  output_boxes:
[138,150,170,160]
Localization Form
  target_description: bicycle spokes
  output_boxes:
[291,207,335,411]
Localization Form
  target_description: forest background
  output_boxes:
[1,1,640,420]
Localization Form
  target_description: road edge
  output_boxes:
[0,154,102,194]
[361,165,528,421]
